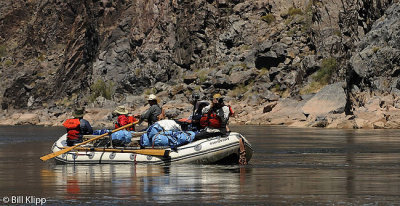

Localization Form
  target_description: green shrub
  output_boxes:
[297,4,313,33]
[135,68,142,76]
[372,47,380,53]
[334,29,342,37]
[261,14,276,24]
[300,15,313,33]
[314,57,337,85]
[144,88,157,95]
[288,7,303,16]
[56,93,78,107]
[4,60,13,67]
[89,79,115,102]
[229,84,248,98]
[194,85,201,91]
[237,63,248,70]
[240,44,250,51]
[0,45,6,58]
[197,70,209,83]
[259,67,268,76]
[300,58,338,95]
[286,27,296,36]
[300,81,324,95]
[37,54,45,62]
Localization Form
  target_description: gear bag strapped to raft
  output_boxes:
[111,130,132,146]
[140,122,195,148]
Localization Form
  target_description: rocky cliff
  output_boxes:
[0,0,399,128]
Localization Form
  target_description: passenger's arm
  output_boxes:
[140,106,154,121]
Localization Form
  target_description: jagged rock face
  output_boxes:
[0,0,398,113]
[350,2,400,94]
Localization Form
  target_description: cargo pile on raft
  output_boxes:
[40,94,253,164]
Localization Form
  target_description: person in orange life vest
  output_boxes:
[63,107,93,146]
[195,93,231,140]
[113,105,137,131]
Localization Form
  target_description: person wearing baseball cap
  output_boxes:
[195,93,232,140]
[135,94,163,127]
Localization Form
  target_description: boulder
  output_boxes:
[229,68,258,85]
[265,98,307,122]
[302,82,346,116]
[373,121,385,129]
[263,101,277,113]
[15,113,39,125]
[301,55,320,76]
[259,90,280,102]
[184,74,197,84]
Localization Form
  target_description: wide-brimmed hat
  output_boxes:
[113,106,128,115]
[73,107,85,118]
[147,94,157,101]
[213,93,223,99]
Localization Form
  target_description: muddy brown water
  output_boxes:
[0,125,400,205]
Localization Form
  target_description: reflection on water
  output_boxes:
[39,164,249,204]
[1,125,400,204]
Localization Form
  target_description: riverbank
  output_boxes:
[2,84,400,129]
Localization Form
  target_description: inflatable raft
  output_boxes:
[51,132,253,165]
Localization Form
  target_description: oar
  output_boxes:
[40,121,139,161]
[68,147,169,157]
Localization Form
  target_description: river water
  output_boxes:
[0,125,400,205]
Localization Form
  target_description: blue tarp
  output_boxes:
[111,130,132,144]
[93,129,110,135]
[140,123,195,148]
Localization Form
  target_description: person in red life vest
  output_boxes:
[195,93,232,140]
[63,107,93,146]
[113,105,137,131]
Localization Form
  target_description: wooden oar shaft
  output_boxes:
[70,147,169,157]
[40,121,138,161]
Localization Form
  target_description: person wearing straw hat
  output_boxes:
[135,94,162,127]
[62,107,93,146]
[113,105,137,131]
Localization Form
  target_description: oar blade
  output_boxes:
[40,147,72,161]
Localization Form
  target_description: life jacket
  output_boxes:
[115,115,137,131]
[199,111,222,129]
[63,119,81,140]
[128,116,137,131]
